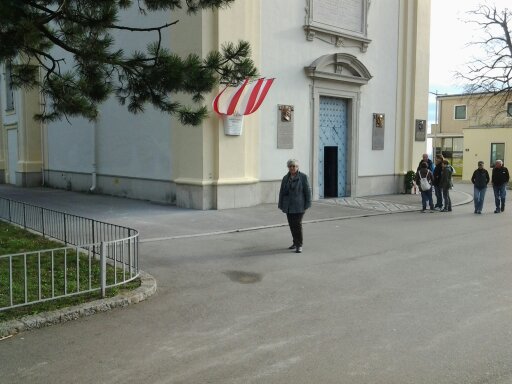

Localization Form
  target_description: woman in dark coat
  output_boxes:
[278,159,312,253]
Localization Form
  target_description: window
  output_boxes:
[507,102,512,117]
[454,105,466,120]
[4,62,15,111]
[491,143,505,167]
[441,137,464,175]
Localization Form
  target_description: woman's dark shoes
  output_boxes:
[296,246,302,253]
[288,244,295,249]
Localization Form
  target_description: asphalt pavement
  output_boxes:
[7,183,512,384]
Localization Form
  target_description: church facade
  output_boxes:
[0,0,431,209]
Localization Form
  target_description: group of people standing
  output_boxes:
[415,153,453,212]
[415,153,510,214]
[472,159,509,214]
[278,155,510,255]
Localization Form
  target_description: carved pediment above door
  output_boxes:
[304,53,372,85]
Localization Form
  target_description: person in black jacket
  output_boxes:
[432,154,444,210]
[278,159,312,253]
[471,161,490,214]
[492,159,510,213]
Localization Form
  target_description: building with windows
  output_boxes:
[1,0,431,209]
[430,94,465,175]
[430,92,512,180]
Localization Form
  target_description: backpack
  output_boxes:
[419,170,431,191]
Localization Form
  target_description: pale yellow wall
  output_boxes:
[217,1,260,182]
[463,128,512,180]
[170,9,210,185]
[395,0,431,174]
[19,87,42,173]
[171,2,261,186]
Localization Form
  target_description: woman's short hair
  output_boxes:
[287,159,299,167]
[435,154,444,161]
[420,161,428,168]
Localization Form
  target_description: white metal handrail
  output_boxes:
[0,197,139,312]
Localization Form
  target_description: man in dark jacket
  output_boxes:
[492,159,510,213]
[417,153,434,172]
[432,154,444,209]
[471,161,490,214]
[278,159,312,253]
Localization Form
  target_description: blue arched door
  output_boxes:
[319,96,348,198]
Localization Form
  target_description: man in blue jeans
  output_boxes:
[491,160,510,213]
[471,161,489,214]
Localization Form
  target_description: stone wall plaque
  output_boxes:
[415,119,426,141]
[313,0,363,34]
[372,113,384,150]
[277,105,294,149]
[304,0,370,51]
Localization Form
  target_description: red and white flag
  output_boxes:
[213,78,275,117]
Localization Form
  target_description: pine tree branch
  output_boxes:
[108,20,180,32]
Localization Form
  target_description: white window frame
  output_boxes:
[453,104,466,120]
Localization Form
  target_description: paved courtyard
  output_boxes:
[2,183,512,383]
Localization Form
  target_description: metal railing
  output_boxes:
[0,197,139,312]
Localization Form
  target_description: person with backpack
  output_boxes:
[415,161,434,212]
[471,160,490,214]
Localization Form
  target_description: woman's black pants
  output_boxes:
[286,213,304,246]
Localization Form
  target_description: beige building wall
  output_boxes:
[436,96,469,135]
[0,63,42,186]
[395,0,431,176]
[463,127,512,180]
[171,2,262,209]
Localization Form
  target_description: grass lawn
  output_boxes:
[0,221,141,322]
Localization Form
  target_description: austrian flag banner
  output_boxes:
[213,78,275,135]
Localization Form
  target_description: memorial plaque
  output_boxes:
[415,119,426,141]
[372,113,384,150]
[277,105,294,149]
[312,0,364,33]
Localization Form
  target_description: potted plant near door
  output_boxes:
[404,170,416,194]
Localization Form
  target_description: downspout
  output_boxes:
[310,75,316,199]
[39,67,46,186]
[90,114,98,192]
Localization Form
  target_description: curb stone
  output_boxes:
[0,271,156,338]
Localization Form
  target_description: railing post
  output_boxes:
[41,207,45,237]
[8,199,12,222]
[63,214,67,245]
[92,220,96,257]
[23,204,26,229]
[100,242,106,298]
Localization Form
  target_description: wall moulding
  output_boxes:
[304,0,371,52]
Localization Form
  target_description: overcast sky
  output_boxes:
[428,0,510,127]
